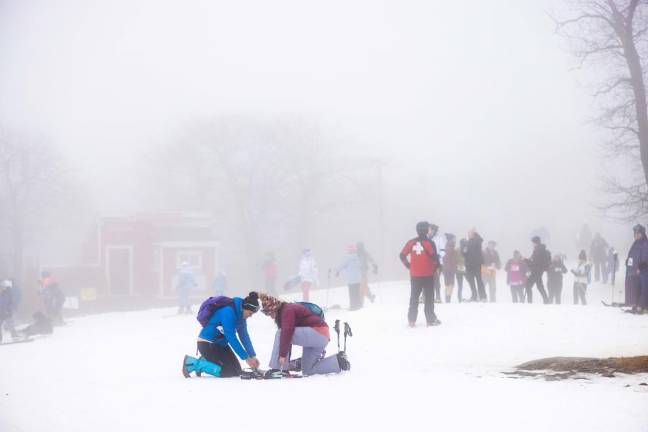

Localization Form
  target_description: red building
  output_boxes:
[46,213,221,304]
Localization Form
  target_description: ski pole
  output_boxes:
[343,322,352,352]
[334,319,340,352]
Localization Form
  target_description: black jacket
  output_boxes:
[527,244,550,274]
[547,260,567,287]
[463,234,484,272]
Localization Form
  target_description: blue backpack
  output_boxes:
[297,302,325,320]
[196,296,234,327]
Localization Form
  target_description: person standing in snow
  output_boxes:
[428,224,445,303]
[262,252,278,296]
[212,270,227,296]
[606,247,619,286]
[357,241,378,303]
[260,293,349,375]
[482,240,501,303]
[571,250,592,305]
[298,249,319,302]
[176,262,197,314]
[400,221,441,327]
[524,236,550,304]
[547,254,568,304]
[589,233,608,283]
[442,234,459,303]
[625,224,648,313]
[39,271,65,325]
[182,292,261,378]
[457,238,468,302]
[0,280,14,343]
[505,251,528,303]
[336,244,364,311]
[463,228,487,302]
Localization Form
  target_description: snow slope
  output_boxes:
[2,279,648,432]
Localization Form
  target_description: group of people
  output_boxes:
[182,291,350,378]
[0,271,62,343]
[399,221,648,326]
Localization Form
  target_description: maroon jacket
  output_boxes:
[277,303,327,358]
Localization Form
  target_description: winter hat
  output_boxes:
[259,293,283,316]
[445,233,456,242]
[242,292,260,312]
[531,236,541,244]
[633,224,646,236]
[578,250,587,261]
[1,279,12,288]
[346,244,357,254]
[416,221,430,238]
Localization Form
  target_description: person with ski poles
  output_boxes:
[357,241,378,303]
[400,221,441,327]
[625,224,648,314]
[336,244,364,311]
[182,292,261,378]
[259,293,349,375]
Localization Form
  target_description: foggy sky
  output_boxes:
[0,0,632,265]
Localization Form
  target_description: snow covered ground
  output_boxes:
[2,278,648,432]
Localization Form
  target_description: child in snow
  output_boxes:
[176,262,197,314]
[182,292,261,378]
[336,244,364,311]
[505,251,528,303]
[259,293,349,375]
[571,250,592,306]
[547,254,568,304]
[442,234,459,303]
[298,249,319,301]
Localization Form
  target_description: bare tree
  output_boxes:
[553,0,648,220]
[0,129,72,286]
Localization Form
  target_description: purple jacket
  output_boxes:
[626,238,648,275]
[277,303,328,358]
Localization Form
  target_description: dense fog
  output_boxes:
[0,0,634,294]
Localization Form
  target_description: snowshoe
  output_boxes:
[337,351,351,371]
[240,369,265,380]
[288,358,302,372]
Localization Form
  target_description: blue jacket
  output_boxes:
[337,253,363,285]
[198,297,256,360]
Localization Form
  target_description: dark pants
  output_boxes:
[348,283,363,310]
[593,260,604,282]
[465,268,486,301]
[526,272,549,304]
[408,276,437,324]
[434,273,442,302]
[197,341,242,377]
[510,285,525,303]
[547,281,563,304]
[573,282,587,305]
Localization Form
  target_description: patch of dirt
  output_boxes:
[506,356,648,381]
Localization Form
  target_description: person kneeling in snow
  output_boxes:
[259,293,350,375]
[182,292,261,378]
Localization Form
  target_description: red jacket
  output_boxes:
[277,303,328,358]
[400,237,438,277]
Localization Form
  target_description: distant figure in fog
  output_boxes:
[463,228,486,302]
[356,241,378,303]
[571,250,592,305]
[336,244,364,310]
[589,233,608,283]
[298,249,319,302]
[39,271,65,325]
[505,250,528,303]
[524,237,550,304]
[212,270,227,296]
[176,262,197,314]
[482,241,501,303]
[547,254,568,304]
[442,234,459,303]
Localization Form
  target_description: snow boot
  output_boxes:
[337,351,351,371]
[427,319,442,327]
[183,355,222,378]
[288,357,302,372]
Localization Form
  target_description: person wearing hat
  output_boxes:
[182,292,261,378]
[625,224,648,313]
[482,240,501,303]
[400,221,441,326]
[524,236,551,304]
[259,293,349,375]
[336,244,364,310]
